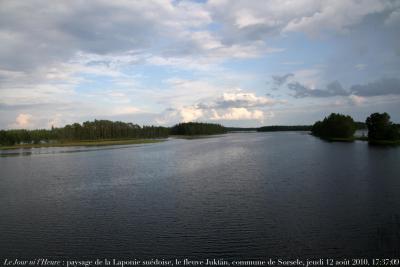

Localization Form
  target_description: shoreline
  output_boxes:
[310,133,400,145]
[0,138,165,150]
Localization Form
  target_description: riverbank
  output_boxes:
[311,134,400,145]
[0,138,165,150]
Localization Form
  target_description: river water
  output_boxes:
[0,132,399,259]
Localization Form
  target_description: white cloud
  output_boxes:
[283,1,388,35]
[211,107,264,121]
[348,94,366,106]
[156,88,283,125]
[235,10,268,29]
[111,106,141,116]
[10,113,33,129]
[213,90,283,108]
[178,106,204,122]
[16,113,32,127]
[159,78,222,108]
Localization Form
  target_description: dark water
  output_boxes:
[1,132,400,259]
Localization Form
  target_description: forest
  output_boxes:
[258,125,312,132]
[0,121,229,146]
[1,115,399,147]
[170,122,227,135]
[0,120,169,146]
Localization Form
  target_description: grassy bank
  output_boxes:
[0,138,165,150]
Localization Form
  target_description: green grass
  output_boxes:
[0,138,165,150]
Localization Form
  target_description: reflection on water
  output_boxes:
[0,132,399,259]
[0,144,151,157]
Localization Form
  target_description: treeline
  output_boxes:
[0,120,169,146]
[311,112,400,143]
[0,120,228,146]
[170,122,227,135]
[256,122,365,132]
[257,125,312,132]
[226,127,257,132]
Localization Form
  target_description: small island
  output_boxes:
[311,112,400,145]
[366,112,400,145]
[311,113,357,141]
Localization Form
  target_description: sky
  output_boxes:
[1,0,400,129]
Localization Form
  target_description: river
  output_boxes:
[1,132,399,259]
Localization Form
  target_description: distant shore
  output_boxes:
[0,138,165,150]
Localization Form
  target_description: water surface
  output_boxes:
[1,132,399,259]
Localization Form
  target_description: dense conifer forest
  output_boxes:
[0,115,398,147]
[170,122,227,135]
[0,120,169,146]
[258,125,312,132]
[0,121,229,146]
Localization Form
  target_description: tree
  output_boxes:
[257,125,312,132]
[0,119,170,146]
[312,113,356,139]
[366,112,400,141]
[170,122,227,135]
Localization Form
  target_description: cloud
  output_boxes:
[179,107,204,122]
[0,1,212,71]
[10,113,33,129]
[1,1,400,128]
[385,9,400,26]
[348,95,366,106]
[286,78,400,98]
[207,0,396,42]
[283,1,389,35]
[355,64,367,70]
[287,80,348,98]
[111,106,141,116]
[157,89,283,125]
[212,91,282,108]
[210,108,264,121]
[350,78,400,96]
[272,73,294,87]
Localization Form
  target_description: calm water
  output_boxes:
[1,132,400,259]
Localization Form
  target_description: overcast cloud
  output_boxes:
[1,0,400,128]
